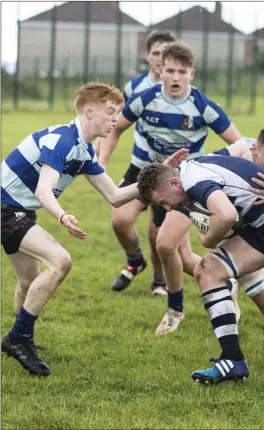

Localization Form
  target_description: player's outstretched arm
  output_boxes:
[99,114,133,169]
[199,190,238,248]
[84,172,139,207]
[219,124,242,145]
[35,164,87,239]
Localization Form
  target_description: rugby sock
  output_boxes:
[127,248,144,267]
[201,286,244,361]
[168,289,183,312]
[152,274,166,287]
[10,306,38,340]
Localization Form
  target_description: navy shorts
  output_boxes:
[238,225,264,254]
[1,205,37,254]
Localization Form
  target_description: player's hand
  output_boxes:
[163,148,189,167]
[250,173,264,205]
[60,214,87,239]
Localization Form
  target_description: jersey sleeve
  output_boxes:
[212,147,230,156]
[202,99,231,135]
[186,180,222,208]
[122,92,144,123]
[80,144,104,175]
[123,80,132,103]
[38,130,74,174]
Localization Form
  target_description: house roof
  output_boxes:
[153,4,243,34]
[23,1,144,26]
[249,27,264,39]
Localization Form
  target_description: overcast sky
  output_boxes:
[2,1,264,65]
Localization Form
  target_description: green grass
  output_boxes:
[2,106,264,429]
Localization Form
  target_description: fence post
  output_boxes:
[226,10,234,109]
[62,57,70,108]
[176,5,182,39]
[83,2,91,83]
[13,18,21,109]
[249,23,259,114]
[48,4,57,110]
[147,1,153,34]
[115,1,122,88]
[34,57,40,93]
[201,7,209,94]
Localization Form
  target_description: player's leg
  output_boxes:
[238,269,264,315]
[111,199,147,291]
[178,230,201,276]
[2,224,72,377]
[8,252,41,315]
[192,235,264,384]
[155,210,192,334]
[147,215,167,296]
[111,163,149,291]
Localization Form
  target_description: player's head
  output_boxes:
[75,82,124,137]
[137,163,188,210]
[252,129,264,168]
[145,30,176,79]
[160,41,195,99]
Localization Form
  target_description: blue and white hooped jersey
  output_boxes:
[1,118,104,210]
[123,84,231,164]
[180,155,264,229]
[123,73,162,169]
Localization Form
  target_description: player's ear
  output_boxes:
[85,107,94,120]
[251,143,257,155]
[190,68,195,80]
[170,177,181,188]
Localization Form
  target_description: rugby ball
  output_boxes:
[189,201,238,239]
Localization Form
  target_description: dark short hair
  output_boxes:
[162,41,195,67]
[137,164,174,205]
[145,30,176,53]
[257,129,264,146]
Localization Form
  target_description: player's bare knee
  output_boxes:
[112,212,134,232]
[194,255,220,285]
[52,252,72,277]
[156,236,177,260]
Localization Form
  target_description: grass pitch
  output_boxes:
[1,105,264,429]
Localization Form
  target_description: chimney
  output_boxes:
[214,1,222,18]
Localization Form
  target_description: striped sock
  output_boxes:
[202,286,244,361]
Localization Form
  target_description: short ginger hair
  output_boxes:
[75,82,124,112]
[162,41,195,68]
[137,164,175,205]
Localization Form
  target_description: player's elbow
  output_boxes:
[220,208,238,226]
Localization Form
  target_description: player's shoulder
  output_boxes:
[33,121,76,150]
[126,83,161,108]
[130,72,149,90]
[138,83,162,104]
[189,86,212,110]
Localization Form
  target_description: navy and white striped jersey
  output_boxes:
[1,118,104,210]
[123,73,162,169]
[123,84,231,164]
[180,155,264,229]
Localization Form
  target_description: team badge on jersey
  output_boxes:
[182,116,195,130]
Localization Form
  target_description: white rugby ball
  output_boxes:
[189,201,237,239]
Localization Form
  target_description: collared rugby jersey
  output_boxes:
[180,155,264,229]
[1,118,104,210]
[123,84,231,163]
[123,73,162,169]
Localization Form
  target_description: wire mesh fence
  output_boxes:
[2,1,264,114]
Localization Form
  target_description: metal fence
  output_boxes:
[3,1,264,113]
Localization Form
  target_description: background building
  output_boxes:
[19,1,145,77]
